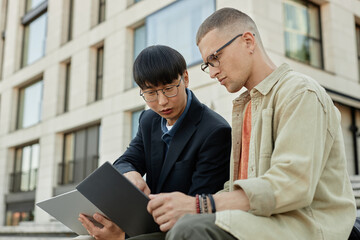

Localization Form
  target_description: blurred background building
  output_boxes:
[0,0,359,239]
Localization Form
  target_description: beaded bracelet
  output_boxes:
[195,194,200,214]
[199,194,203,214]
[208,194,216,213]
[202,194,208,213]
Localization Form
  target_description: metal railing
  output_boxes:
[9,169,38,193]
[57,156,98,185]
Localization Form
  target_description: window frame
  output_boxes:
[58,125,100,186]
[131,108,144,139]
[132,24,146,88]
[0,0,9,80]
[67,0,74,42]
[9,142,39,193]
[95,46,104,101]
[356,24,360,82]
[21,0,48,68]
[64,61,71,112]
[98,0,106,24]
[16,80,43,129]
[283,0,324,69]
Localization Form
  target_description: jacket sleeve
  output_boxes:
[113,111,147,176]
[187,124,231,195]
[234,90,334,216]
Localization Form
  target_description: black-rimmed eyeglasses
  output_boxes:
[200,33,255,74]
[140,76,183,102]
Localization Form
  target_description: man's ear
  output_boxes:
[243,32,256,51]
[183,70,189,88]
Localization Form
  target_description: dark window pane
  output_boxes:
[98,0,106,23]
[308,38,322,68]
[64,62,71,112]
[6,201,34,226]
[131,110,143,139]
[133,25,146,87]
[357,25,360,56]
[61,133,74,184]
[10,143,39,193]
[74,129,86,183]
[86,125,99,173]
[96,47,104,100]
[20,146,31,192]
[356,25,360,81]
[146,0,215,66]
[67,0,74,41]
[60,125,100,185]
[285,31,309,63]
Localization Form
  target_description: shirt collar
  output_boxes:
[161,88,192,136]
[233,63,292,104]
[253,63,291,96]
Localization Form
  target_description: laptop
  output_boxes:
[37,162,159,237]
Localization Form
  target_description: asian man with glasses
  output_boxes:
[78,45,231,239]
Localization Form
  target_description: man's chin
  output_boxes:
[225,85,237,93]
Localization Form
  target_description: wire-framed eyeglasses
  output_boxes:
[140,76,183,102]
[200,33,255,74]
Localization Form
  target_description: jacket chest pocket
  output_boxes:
[258,108,273,174]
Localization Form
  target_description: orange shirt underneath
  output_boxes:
[238,101,251,180]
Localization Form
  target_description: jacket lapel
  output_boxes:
[155,93,203,193]
[150,117,165,191]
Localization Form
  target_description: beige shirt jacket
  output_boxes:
[215,64,356,240]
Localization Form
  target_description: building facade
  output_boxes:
[0,0,359,238]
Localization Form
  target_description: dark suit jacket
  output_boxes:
[113,92,231,196]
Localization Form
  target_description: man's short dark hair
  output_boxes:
[133,45,187,89]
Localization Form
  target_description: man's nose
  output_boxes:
[157,91,168,105]
[209,66,220,79]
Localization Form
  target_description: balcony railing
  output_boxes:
[58,156,99,185]
[9,169,38,193]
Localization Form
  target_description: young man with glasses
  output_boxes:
[78,45,231,239]
[117,7,356,240]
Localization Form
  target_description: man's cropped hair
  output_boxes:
[133,45,187,89]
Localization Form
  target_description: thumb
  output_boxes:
[149,194,158,200]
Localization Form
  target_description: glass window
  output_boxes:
[59,125,100,185]
[17,80,43,129]
[356,24,360,82]
[5,202,34,226]
[146,0,215,66]
[0,0,8,81]
[98,0,106,24]
[26,0,45,12]
[133,24,146,87]
[96,46,104,100]
[131,109,143,139]
[22,12,47,67]
[10,143,39,193]
[67,0,74,42]
[283,0,323,68]
[64,62,71,112]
